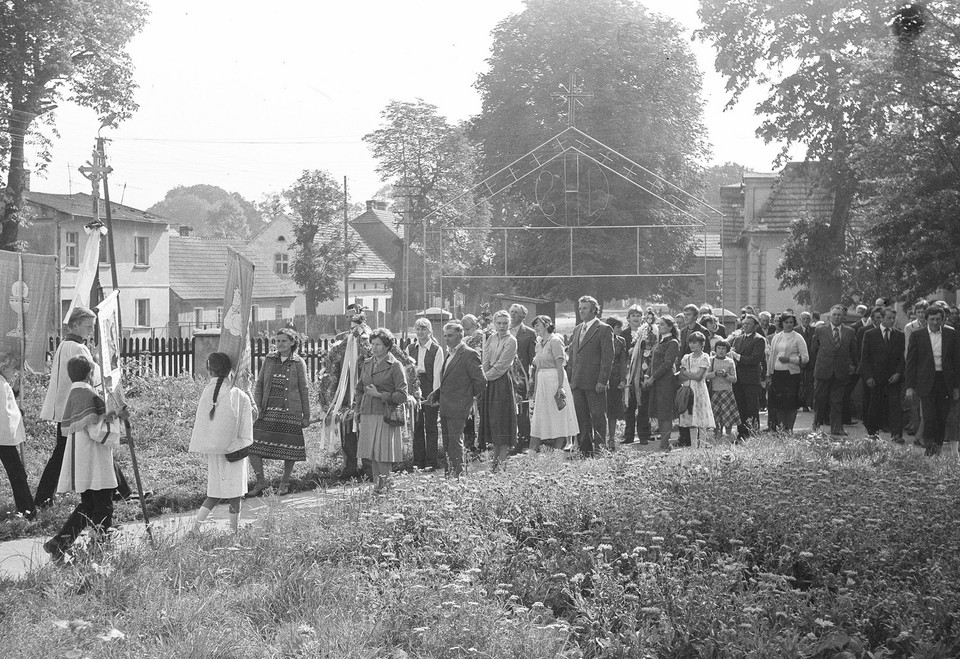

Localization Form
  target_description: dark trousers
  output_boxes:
[733,383,760,439]
[800,366,815,409]
[842,374,860,424]
[516,402,531,449]
[439,416,467,477]
[623,387,652,443]
[54,487,114,548]
[36,424,130,507]
[865,381,903,438]
[34,425,67,507]
[0,445,35,517]
[572,386,607,455]
[340,421,360,478]
[920,373,951,447]
[413,404,440,469]
[814,376,847,434]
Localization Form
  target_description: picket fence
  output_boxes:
[49,335,414,381]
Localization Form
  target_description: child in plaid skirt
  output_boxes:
[706,340,740,440]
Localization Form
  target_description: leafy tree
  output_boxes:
[283,170,359,316]
[0,0,149,251]
[147,184,261,239]
[473,0,709,309]
[852,2,960,301]
[700,162,744,213]
[363,99,488,319]
[696,0,898,311]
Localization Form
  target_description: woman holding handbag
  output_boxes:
[766,313,809,432]
[677,331,715,447]
[356,328,408,494]
[189,352,253,534]
[529,315,579,451]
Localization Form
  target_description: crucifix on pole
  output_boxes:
[551,72,594,128]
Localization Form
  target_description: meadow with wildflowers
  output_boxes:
[2,433,959,657]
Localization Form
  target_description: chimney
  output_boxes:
[178,225,193,237]
[366,199,388,212]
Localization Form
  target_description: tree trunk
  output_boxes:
[305,286,317,318]
[0,113,28,252]
[807,169,857,312]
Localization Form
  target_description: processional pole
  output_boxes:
[95,127,155,548]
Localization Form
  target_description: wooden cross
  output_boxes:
[551,73,593,127]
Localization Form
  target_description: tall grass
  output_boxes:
[2,435,959,657]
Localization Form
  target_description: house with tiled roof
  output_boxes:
[21,191,175,336]
[168,236,298,336]
[246,207,396,327]
[719,162,835,313]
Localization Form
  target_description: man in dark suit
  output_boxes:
[843,304,873,425]
[729,314,767,440]
[427,322,486,477]
[679,304,710,363]
[567,295,614,456]
[509,303,537,454]
[798,311,816,411]
[851,305,883,428]
[905,305,960,455]
[810,304,859,437]
[860,306,905,442]
[605,317,629,449]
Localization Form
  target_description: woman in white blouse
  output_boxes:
[766,313,810,432]
[479,310,518,471]
[529,315,579,451]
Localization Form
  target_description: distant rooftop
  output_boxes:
[169,236,298,301]
[25,191,173,226]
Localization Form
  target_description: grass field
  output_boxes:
[1,431,959,657]
[0,370,345,542]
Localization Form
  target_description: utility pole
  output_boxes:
[343,176,349,315]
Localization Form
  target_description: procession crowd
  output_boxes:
[1,294,959,564]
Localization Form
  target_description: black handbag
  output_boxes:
[225,446,249,463]
[675,385,694,416]
[383,402,405,427]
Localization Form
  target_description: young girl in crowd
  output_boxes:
[189,352,253,534]
[0,353,35,519]
[677,331,715,447]
[706,339,739,441]
[44,357,121,563]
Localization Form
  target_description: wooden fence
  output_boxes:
[48,334,414,381]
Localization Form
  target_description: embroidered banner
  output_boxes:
[0,251,58,370]
[217,246,255,374]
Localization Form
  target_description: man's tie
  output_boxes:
[833,326,840,350]
[441,352,451,376]
[883,328,890,347]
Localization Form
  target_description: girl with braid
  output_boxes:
[189,353,253,534]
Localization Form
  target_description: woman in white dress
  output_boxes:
[189,352,253,533]
[678,331,715,447]
[529,315,579,451]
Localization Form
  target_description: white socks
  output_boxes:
[193,505,213,531]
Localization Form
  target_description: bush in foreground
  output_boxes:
[1,436,959,657]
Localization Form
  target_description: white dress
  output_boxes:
[530,335,580,439]
[678,353,715,429]
[189,381,253,498]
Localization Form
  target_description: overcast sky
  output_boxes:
[27,0,799,211]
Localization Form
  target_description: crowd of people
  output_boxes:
[2,295,959,563]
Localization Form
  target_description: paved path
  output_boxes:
[0,409,903,581]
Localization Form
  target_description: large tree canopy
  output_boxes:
[0,0,149,250]
[853,2,960,302]
[282,170,359,316]
[363,99,488,316]
[697,0,892,311]
[147,184,262,240]
[474,0,710,307]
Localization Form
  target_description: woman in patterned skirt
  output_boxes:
[479,310,519,472]
[248,328,311,496]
